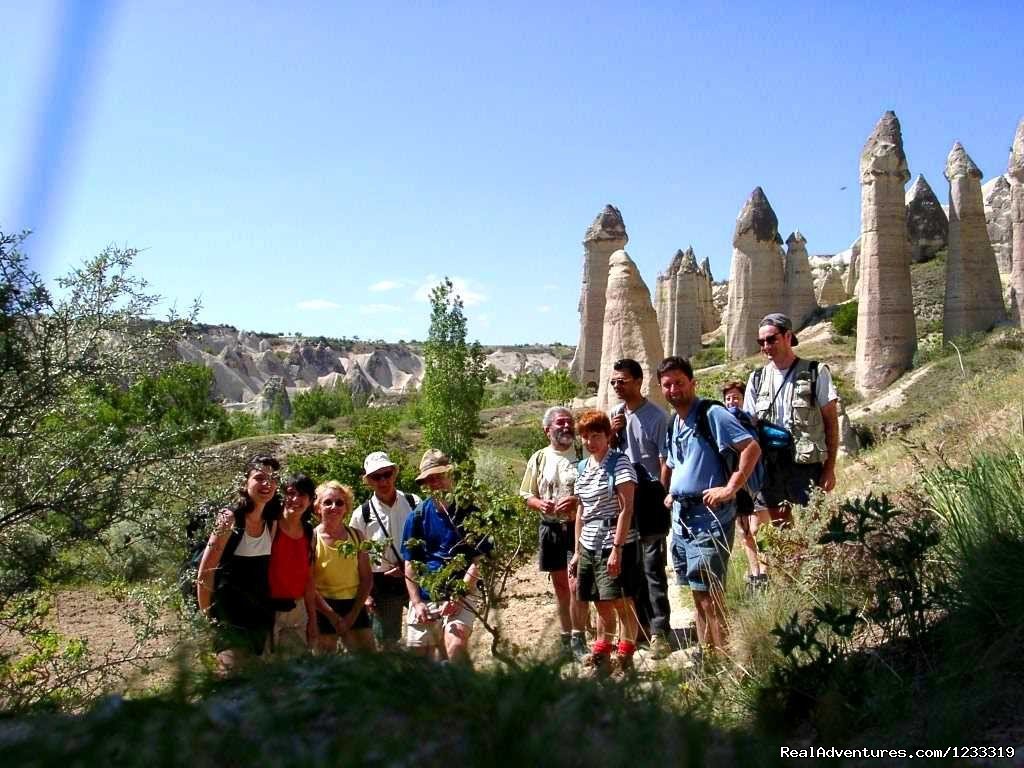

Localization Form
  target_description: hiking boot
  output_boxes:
[579,652,610,678]
[648,633,671,660]
[608,652,635,681]
[570,632,588,662]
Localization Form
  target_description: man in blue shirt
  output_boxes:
[657,357,761,654]
[401,449,493,664]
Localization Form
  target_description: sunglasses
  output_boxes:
[319,498,347,509]
[367,468,395,482]
[757,334,780,347]
[609,378,633,387]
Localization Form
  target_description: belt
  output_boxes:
[672,493,704,504]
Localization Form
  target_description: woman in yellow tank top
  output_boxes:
[312,481,374,653]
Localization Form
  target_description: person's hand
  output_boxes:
[331,613,351,635]
[540,499,556,516]
[214,509,234,535]
[702,486,734,509]
[607,546,621,577]
[412,602,430,624]
[554,496,577,518]
[819,464,837,493]
[663,493,673,510]
[364,594,376,613]
[383,566,403,578]
[610,412,626,435]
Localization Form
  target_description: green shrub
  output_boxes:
[831,301,858,336]
[691,345,726,369]
[290,385,354,429]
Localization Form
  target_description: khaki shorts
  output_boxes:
[272,601,310,656]
[406,593,479,648]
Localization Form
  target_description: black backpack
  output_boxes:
[670,399,767,498]
[178,503,242,610]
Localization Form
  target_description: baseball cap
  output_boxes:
[759,312,799,346]
[363,451,397,476]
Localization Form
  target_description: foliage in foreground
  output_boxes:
[0,654,786,768]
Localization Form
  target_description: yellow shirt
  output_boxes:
[313,528,361,600]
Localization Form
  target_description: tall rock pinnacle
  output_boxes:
[943,142,1006,341]
[782,231,818,326]
[725,187,785,359]
[570,204,628,390]
[595,250,666,411]
[1007,119,1024,326]
[904,174,948,263]
[854,111,916,395]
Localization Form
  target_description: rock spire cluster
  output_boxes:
[855,111,916,395]
[570,205,628,390]
[725,187,785,359]
[654,247,703,360]
[943,142,1006,340]
[595,250,667,412]
[983,175,1014,275]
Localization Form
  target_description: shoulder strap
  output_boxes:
[404,492,416,509]
[695,399,723,446]
[368,496,406,565]
[577,457,588,475]
[752,366,765,398]
[361,500,371,525]
[808,360,819,392]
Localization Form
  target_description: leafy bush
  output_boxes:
[289,385,354,429]
[691,344,726,369]
[831,301,857,336]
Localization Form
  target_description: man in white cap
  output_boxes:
[400,449,493,665]
[350,451,420,648]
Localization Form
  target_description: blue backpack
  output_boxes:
[671,400,767,497]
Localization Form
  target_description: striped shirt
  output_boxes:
[574,452,637,551]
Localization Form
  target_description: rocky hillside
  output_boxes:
[177,326,572,411]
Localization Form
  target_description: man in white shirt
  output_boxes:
[744,313,839,527]
[351,451,420,647]
[520,406,589,660]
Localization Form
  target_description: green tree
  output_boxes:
[0,232,205,710]
[537,368,579,404]
[419,278,486,461]
[290,385,354,429]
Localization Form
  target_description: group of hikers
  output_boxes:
[196,312,839,675]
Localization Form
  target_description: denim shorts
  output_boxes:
[671,505,736,593]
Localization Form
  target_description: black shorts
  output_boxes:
[756,457,823,509]
[538,520,574,572]
[317,597,371,635]
[576,541,641,602]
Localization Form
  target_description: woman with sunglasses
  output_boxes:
[267,473,319,655]
[197,454,282,671]
[313,481,375,653]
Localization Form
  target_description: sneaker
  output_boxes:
[648,634,671,660]
[608,652,635,681]
[579,652,610,678]
[570,633,588,662]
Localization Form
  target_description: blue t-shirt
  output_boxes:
[400,497,494,601]
[664,398,753,527]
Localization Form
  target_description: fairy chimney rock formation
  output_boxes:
[783,231,818,327]
[842,237,862,298]
[984,175,1014,275]
[697,256,719,332]
[1007,119,1024,326]
[904,175,948,263]
[943,142,1007,341]
[570,205,628,390]
[658,248,702,359]
[855,111,916,395]
[725,187,785,359]
[816,266,849,306]
[596,249,667,412]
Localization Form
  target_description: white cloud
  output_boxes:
[296,299,341,311]
[369,280,401,292]
[359,303,402,315]
[414,275,487,306]
[537,305,552,313]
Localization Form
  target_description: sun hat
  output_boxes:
[415,448,452,483]
[363,451,397,476]
[759,312,799,346]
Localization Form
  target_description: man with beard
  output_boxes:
[658,357,761,654]
[520,406,589,659]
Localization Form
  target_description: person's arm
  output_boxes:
[196,510,233,615]
[568,494,583,579]
[703,438,761,509]
[342,544,373,629]
[304,569,319,645]
[819,400,839,492]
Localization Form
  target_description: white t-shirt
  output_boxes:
[234,522,273,557]
[743,360,838,427]
[349,491,420,572]
[519,445,580,522]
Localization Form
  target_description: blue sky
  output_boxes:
[4,1,1022,344]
